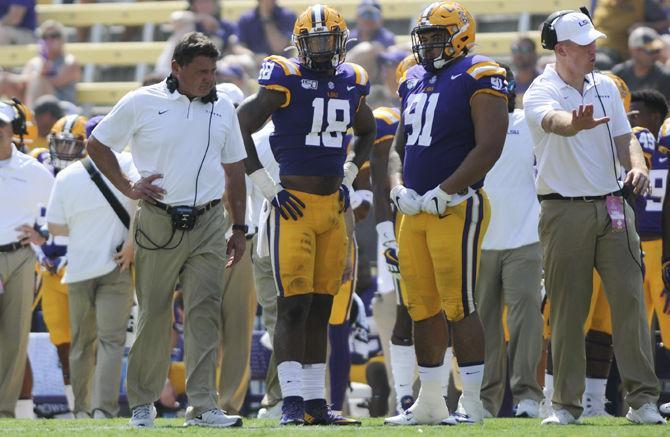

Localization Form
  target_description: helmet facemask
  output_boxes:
[48,133,85,171]
[411,24,464,71]
[295,29,348,72]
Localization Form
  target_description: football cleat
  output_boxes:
[625,403,666,425]
[660,402,670,417]
[457,396,484,424]
[385,397,449,426]
[441,411,475,425]
[539,398,553,419]
[304,399,360,426]
[280,396,305,426]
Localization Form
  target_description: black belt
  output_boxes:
[0,241,24,253]
[538,191,623,202]
[151,198,221,215]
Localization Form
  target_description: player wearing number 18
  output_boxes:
[384,1,508,426]
[237,3,376,426]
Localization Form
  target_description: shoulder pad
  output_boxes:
[466,58,506,80]
[373,107,401,125]
[343,62,369,86]
[264,55,302,77]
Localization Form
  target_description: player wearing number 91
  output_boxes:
[237,3,376,427]
[384,1,508,426]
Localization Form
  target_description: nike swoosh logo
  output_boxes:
[433,198,451,219]
[660,157,668,163]
[347,85,356,91]
[464,371,481,375]
[451,74,462,80]
[158,110,169,115]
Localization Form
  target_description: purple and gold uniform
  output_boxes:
[258,55,370,297]
[397,55,507,322]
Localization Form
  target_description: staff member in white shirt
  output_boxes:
[524,9,663,425]
[0,101,53,418]
[46,116,137,419]
[85,32,247,429]
[476,66,543,419]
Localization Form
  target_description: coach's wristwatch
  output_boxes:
[232,224,249,234]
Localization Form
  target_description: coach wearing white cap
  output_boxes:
[0,101,53,417]
[524,9,664,425]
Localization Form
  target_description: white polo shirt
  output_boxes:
[0,145,54,245]
[91,80,247,206]
[523,64,630,196]
[46,152,140,283]
[483,110,540,251]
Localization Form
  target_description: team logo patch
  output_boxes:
[301,79,318,90]
[429,76,437,84]
[328,81,335,89]
[406,79,418,90]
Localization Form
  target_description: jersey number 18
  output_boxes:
[306,98,350,148]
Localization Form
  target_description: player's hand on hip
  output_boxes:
[571,104,610,132]
[129,174,165,202]
[624,167,650,195]
[420,185,452,216]
[271,188,306,220]
[226,231,246,268]
[661,288,670,315]
[114,239,134,272]
[390,185,421,216]
[662,259,670,291]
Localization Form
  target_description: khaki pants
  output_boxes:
[252,234,282,405]
[0,247,35,417]
[476,242,543,415]
[127,202,227,415]
[68,266,133,416]
[218,214,257,414]
[540,199,658,418]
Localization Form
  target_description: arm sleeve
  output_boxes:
[46,176,66,225]
[90,90,137,152]
[523,82,563,130]
[221,106,247,164]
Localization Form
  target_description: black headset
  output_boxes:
[6,97,28,137]
[540,6,592,50]
[166,74,218,103]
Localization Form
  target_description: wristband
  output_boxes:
[232,224,249,233]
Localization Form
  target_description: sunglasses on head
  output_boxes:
[42,33,62,40]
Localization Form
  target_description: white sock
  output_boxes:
[302,363,326,401]
[442,347,453,398]
[64,384,75,411]
[543,373,554,401]
[416,364,445,404]
[389,343,416,400]
[14,399,35,419]
[584,377,607,401]
[459,363,484,405]
[278,361,302,399]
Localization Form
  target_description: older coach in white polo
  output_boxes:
[524,10,664,425]
[86,33,247,429]
[0,101,53,417]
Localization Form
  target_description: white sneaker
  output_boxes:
[74,411,91,419]
[457,396,484,424]
[582,395,612,417]
[660,402,670,417]
[441,411,476,425]
[539,398,553,419]
[184,408,243,428]
[541,408,580,425]
[129,404,156,428]
[257,401,282,419]
[384,399,449,426]
[625,403,667,425]
[515,399,540,418]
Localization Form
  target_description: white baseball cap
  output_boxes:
[0,102,15,124]
[554,12,606,46]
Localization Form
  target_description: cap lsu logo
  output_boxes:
[578,19,589,27]
[301,79,318,90]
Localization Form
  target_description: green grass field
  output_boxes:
[0,418,668,436]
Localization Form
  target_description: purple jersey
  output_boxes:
[373,106,400,145]
[636,125,669,238]
[398,55,507,195]
[257,56,370,177]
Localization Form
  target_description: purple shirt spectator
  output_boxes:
[0,0,36,31]
[196,18,238,51]
[237,4,295,54]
